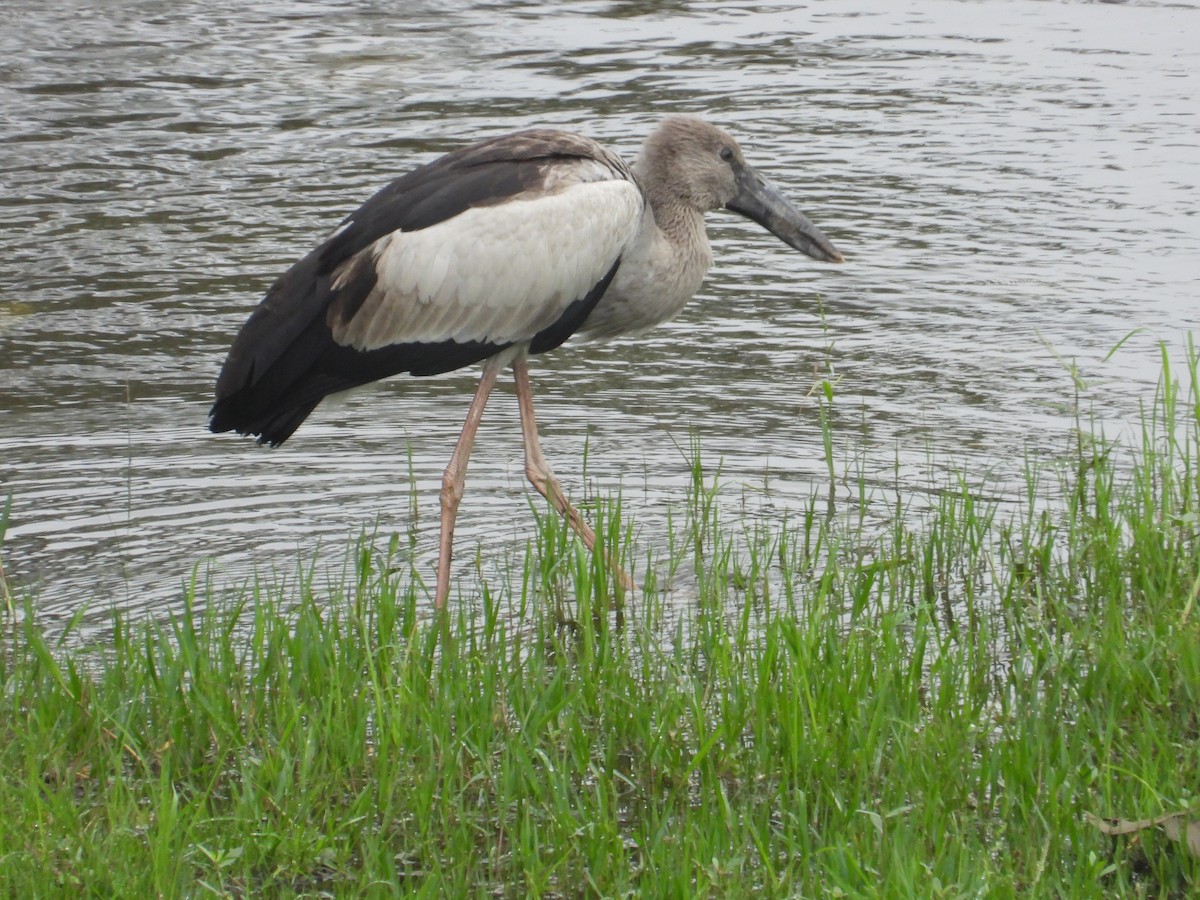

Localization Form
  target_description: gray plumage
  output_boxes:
[209,115,843,607]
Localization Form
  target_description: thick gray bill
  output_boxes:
[726,164,844,263]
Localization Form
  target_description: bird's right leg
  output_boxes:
[435,358,502,609]
[512,355,635,593]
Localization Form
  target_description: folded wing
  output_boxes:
[209,130,643,445]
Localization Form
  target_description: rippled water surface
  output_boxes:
[2,0,1197,621]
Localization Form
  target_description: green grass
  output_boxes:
[2,338,1198,897]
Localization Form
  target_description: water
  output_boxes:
[2,0,1197,623]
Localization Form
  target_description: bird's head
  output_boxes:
[639,115,844,264]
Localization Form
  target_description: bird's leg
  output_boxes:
[512,356,635,593]
[435,360,501,609]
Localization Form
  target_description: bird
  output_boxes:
[209,115,844,609]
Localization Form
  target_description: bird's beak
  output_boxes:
[726,163,844,263]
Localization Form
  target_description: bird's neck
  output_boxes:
[644,187,712,276]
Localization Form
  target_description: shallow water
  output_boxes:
[2,0,1197,622]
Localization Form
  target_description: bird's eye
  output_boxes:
[719,147,734,162]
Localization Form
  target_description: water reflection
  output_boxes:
[0,0,1197,623]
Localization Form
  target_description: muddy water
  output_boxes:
[1,0,1197,621]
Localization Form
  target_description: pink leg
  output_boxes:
[512,356,635,592]
[435,359,501,609]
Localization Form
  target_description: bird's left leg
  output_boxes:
[435,357,502,609]
[512,354,635,593]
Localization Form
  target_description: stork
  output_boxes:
[209,116,843,608]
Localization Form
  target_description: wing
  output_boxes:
[327,177,641,350]
[210,130,644,446]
